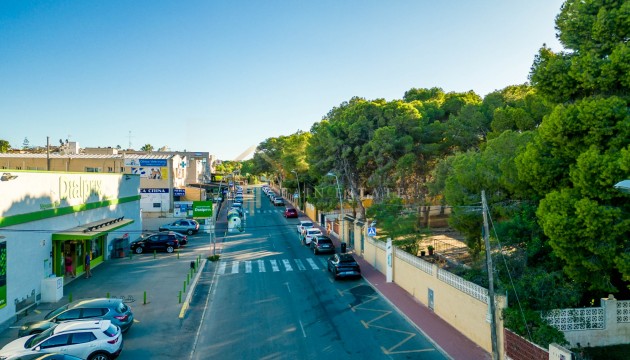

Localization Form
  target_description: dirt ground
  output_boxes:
[419,229,474,267]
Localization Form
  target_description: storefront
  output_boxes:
[0,170,141,327]
[51,217,133,277]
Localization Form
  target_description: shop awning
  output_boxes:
[52,217,134,241]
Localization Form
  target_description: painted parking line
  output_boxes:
[257,259,266,272]
[245,261,252,273]
[231,261,239,274]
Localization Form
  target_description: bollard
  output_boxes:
[177,250,180,259]
[154,250,157,259]
[183,280,186,293]
[178,291,182,304]
[106,292,110,299]
[187,273,190,285]
[69,293,73,302]
[144,291,147,305]
[190,261,196,272]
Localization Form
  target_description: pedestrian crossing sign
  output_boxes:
[367,227,376,237]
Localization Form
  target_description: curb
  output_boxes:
[179,259,207,319]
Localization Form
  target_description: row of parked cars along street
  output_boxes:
[1,298,134,359]
[295,219,361,280]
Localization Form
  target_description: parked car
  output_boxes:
[297,220,314,234]
[158,219,199,235]
[1,320,123,360]
[273,197,285,206]
[283,208,298,218]
[18,298,134,337]
[131,232,180,254]
[164,231,187,246]
[14,353,84,360]
[327,253,361,280]
[311,235,335,255]
[302,228,323,246]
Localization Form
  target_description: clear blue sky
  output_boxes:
[0,0,565,160]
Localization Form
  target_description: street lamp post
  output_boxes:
[291,170,301,211]
[326,172,344,245]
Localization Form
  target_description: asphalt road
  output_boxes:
[188,187,449,360]
[0,186,449,359]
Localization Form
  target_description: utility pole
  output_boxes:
[482,190,499,360]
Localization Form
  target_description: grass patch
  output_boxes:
[207,255,220,262]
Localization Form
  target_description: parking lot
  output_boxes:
[0,217,213,360]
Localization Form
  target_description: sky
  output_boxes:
[0,0,565,161]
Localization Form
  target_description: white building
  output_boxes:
[0,170,141,326]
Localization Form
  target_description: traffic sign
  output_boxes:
[367,227,376,237]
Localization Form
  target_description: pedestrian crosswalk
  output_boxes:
[248,209,288,214]
[216,257,329,275]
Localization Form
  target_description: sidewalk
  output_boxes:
[285,197,491,360]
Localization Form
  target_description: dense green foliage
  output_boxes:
[243,0,629,349]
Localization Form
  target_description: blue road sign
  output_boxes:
[367,227,376,237]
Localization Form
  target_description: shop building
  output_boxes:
[0,170,141,327]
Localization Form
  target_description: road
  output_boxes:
[0,186,450,359]
[188,187,448,360]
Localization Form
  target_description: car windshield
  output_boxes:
[339,255,357,263]
[26,324,57,347]
[45,304,70,320]
[302,222,313,227]
[318,239,333,244]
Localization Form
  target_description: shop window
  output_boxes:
[85,167,101,172]
[107,166,114,173]
[90,237,103,259]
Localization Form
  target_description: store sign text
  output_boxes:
[59,176,102,202]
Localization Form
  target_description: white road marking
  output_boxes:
[217,262,226,275]
[295,259,306,271]
[307,258,320,270]
[257,259,266,272]
[282,259,293,271]
[270,259,280,272]
[299,319,307,338]
[231,261,239,274]
[245,261,252,273]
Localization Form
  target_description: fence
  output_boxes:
[363,236,505,354]
[543,296,630,347]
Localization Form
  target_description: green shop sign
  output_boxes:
[192,201,213,218]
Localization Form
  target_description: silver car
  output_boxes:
[158,219,199,235]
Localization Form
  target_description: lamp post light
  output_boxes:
[291,170,301,210]
[326,172,344,245]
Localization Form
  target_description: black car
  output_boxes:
[131,232,180,254]
[327,253,361,280]
[311,235,335,255]
[18,298,134,337]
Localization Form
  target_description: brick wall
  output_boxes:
[504,329,548,360]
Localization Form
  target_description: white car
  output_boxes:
[297,220,314,234]
[0,319,122,360]
[302,228,323,246]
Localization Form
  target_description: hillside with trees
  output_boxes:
[247,0,629,348]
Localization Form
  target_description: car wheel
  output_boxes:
[135,247,143,254]
[187,229,193,235]
[89,352,111,360]
[166,246,174,253]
